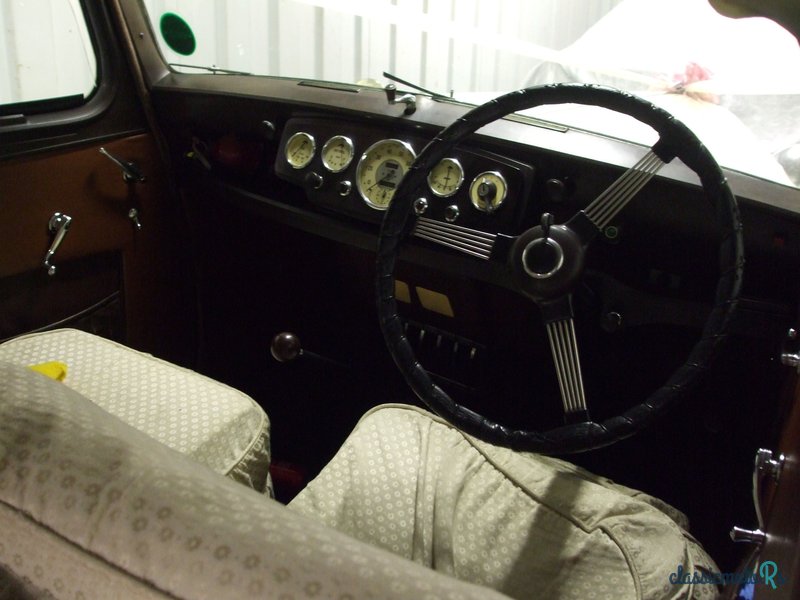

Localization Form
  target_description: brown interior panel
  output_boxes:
[0,138,136,278]
[0,253,121,341]
[0,133,194,364]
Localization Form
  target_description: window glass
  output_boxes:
[142,0,800,189]
[0,0,97,108]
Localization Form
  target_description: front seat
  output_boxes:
[0,334,717,599]
[0,329,271,494]
[289,404,719,600]
[0,360,508,599]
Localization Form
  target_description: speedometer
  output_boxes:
[355,139,416,210]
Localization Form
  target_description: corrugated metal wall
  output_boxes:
[143,0,621,94]
[0,0,621,106]
[0,0,96,105]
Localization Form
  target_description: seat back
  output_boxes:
[0,362,508,599]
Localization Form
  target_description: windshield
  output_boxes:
[145,0,800,188]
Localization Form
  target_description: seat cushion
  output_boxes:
[290,404,720,600]
[0,329,270,494]
[0,362,509,599]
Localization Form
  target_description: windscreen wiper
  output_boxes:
[383,71,451,99]
[168,63,251,76]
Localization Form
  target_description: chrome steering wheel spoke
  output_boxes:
[546,318,589,418]
[581,148,666,237]
[542,296,589,420]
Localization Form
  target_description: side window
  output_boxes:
[0,0,97,112]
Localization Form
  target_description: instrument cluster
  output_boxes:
[274,118,534,234]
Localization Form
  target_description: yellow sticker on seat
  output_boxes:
[27,361,68,382]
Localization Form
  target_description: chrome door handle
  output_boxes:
[43,212,72,276]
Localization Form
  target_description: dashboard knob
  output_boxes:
[444,205,459,223]
[271,332,303,362]
[260,120,276,140]
[305,171,324,190]
[545,178,566,202]
[337,180,352,196]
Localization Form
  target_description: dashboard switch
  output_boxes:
[305,171,324,190]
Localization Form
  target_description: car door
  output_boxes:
[0,0,192,364]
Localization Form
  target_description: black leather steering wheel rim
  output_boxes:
[376,83,744,454]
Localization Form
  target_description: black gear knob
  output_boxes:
[270,332,303,362]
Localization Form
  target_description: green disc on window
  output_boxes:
[160,13,196,56]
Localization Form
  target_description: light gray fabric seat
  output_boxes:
[289,404,720,600]
[0,362,509,599]
[0,329,271,493]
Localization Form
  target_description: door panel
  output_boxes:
[0,132,193,361]
[0,138,136,279]
[0,1,193,362]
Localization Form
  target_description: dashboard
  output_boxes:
[274,117,533,234]
[150,76,800,316]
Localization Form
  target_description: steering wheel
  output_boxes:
[376,84,743,454]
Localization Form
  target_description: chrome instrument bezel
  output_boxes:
[427,157,464,198]
[469,170,508,212]
[321,135,355,173]
[285,131,316,169]
[355,139,416,211]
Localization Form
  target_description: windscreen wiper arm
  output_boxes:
[383,71,451,99]
[169,63,252,76]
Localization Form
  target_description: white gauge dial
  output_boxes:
[321,135,355,173]
[355,139,416,210]
[285,132,315,169]
[469,170,508,213]
[427,157,464,197]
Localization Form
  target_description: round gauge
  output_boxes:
[321,135,355,173]
[285,132,315,169]
[355,139,416,210]
[469,170,508,213]
[427,157,464,197]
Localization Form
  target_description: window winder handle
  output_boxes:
[43,212,72,276]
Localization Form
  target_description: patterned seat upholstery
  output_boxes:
[0,362,509,599]
[0,329,271,494]
[290,405,720,600]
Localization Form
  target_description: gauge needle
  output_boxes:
[367,179,393,192]
[290,141,307,158]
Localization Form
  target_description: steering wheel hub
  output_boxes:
[510,224,585,301]
[522,238,563,279]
